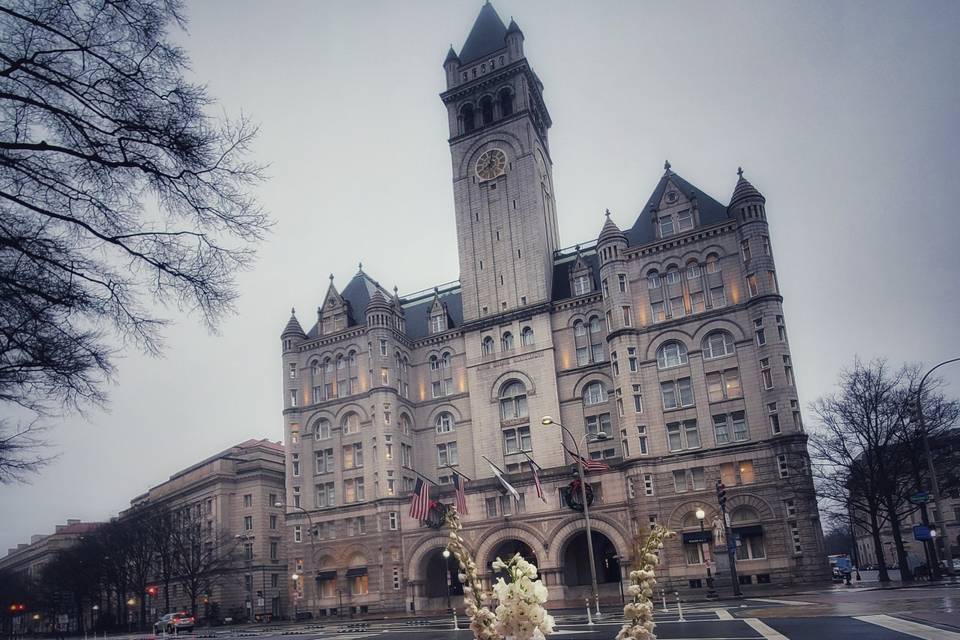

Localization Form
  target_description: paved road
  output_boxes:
[78,586,960,640]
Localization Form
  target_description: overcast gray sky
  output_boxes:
[2,0,959,551]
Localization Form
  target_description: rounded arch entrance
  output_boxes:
[560,530,621,586]
[422,548,464,598]
[486,539,538,582]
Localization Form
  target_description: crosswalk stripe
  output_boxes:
[747,597,815,606]
[716,609,734,620]
[854,614,960,639]
[743,618,789,640]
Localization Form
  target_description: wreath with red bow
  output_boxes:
[561,479,594,513]
[424,500,448,529]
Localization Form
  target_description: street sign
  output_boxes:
[913,524,933,541]
[909,491,931,505]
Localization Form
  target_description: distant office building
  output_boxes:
[0,520,102,581]
[278,2,828,614]
[126,438,289,621]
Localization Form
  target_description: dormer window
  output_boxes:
[430,315,446,334]
[658,216,674,237]
[573,274,591,296]
[676,209,693,232]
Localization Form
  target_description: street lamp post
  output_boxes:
[541,416,609,618]
[277,500,319,613]
[291,574,300,620]
[442,549,453,613]
[695,508,717,599]
[916,357,960,576]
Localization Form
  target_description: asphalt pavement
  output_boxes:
[62,584,960,640]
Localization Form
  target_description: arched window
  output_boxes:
[336,354,347,397]
[647,270,661,289]
[702,331,735,359]
[730,506,765,560]
[460,103,475,134]
[341,412,359,435]
[347,350,358,394]
[435,412,454,434]
[588,315,604,362]
[480,96,494,125]
[501,332,514,351]
[482,336,495,355]
[521,326,534,346]
[498,88,513,117]
[310,359,322,403]
[399,413,412,436]
[705,253,720,274]
[656,341,688,369]
[314,418,331,440]
[583,381,607,406]
[686,260,701,279]
[499,381,528,422]
[665,265,681,285]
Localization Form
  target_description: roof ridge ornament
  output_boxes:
[664,159,672,173]
[737,166,744,178]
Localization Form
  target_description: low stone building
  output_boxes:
[0,520,103,581]
[125,438,289,621]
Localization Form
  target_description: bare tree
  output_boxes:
[809,359,908,582]
[0,418,54,483]
[0,0,269,423]
[170,512,238,618]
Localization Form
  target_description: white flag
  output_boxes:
[488,461,521,503]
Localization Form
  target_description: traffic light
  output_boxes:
[716,480,727,510]
[146,586,158,597]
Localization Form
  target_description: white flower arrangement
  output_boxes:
[616,524,675,640]
[445,507,555,640]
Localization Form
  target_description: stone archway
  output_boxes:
[422,548,464,599]
[486,539,538,582]
[560,530,621,586]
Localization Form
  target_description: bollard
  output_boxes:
[585,599,594,626]
[453,610,459,631]
[675,592,685,623]
[661,589,669,613]
[594,594,602,618]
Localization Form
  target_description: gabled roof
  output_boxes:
[401,288,464,340]
[625,169,731,246]
[552,246,600,301]
[458,1,509,64]
[306,270,393,338]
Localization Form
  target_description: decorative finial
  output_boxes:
[604,208,611,218]
[358,261,363,272]
[290,307,296,315]
[575,244,581,251]
[393,285,398,295]
[434,287,439,294]
[664,159,671,172]
[328,273,334,282]
[737,166,744,178]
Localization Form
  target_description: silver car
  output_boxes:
[153,612,195,635]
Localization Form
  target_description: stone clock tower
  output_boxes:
[441,2,559,322]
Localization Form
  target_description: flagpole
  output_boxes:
[402,465,440,486]
[444,465,473,482]
[480,455,507,476]
[519,450,541,470]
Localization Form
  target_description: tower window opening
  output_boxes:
[499,88,514,117]
[480,97,494,125]
[461,104,476,134]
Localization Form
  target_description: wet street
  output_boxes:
[101,583,959,640]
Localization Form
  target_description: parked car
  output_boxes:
[153,612,195,635]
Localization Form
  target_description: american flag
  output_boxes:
[408,478,431,520]
[529,461,546,503]
[452,473,469,515]
[562,444,610,473]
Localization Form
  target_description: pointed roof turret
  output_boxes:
[282,307,306,337]
[506,17,523,37]
[444,45,460,65]
[598,209,627,244]
[729,167,766,208]
[459,1,509,64]
[367,287,392,312]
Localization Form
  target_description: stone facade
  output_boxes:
[278,3,829,615]
[125,439,290,621]
[0,520,102,581]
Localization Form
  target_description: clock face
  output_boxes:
[476,148,507,181]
